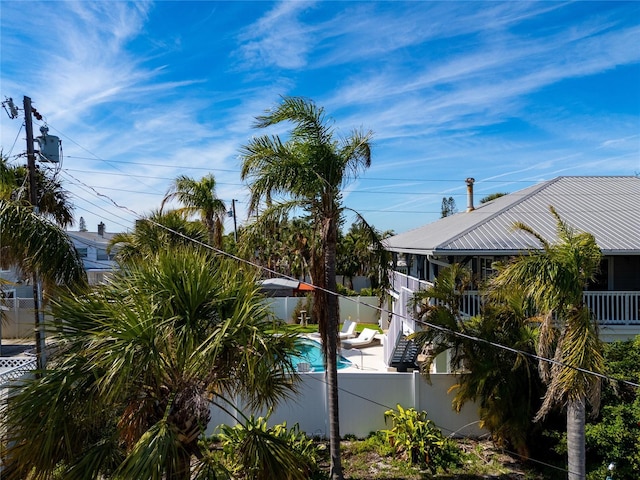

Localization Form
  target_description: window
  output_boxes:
[96,249,113,261]
[77,247,88,258]
[479,257,495,281]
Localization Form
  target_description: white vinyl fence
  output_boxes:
[264,296,382,325]
[208,371,484,439]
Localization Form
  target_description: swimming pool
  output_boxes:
[292,338,352,372]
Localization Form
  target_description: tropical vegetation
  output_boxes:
[409,263,544,456]
[239,96,377,480]
[0,154,85,368]
[0,155,85,290]
[1,247,301,480]
[161,174,227,249]
[583,338,640,479]
[410,207,607,478]
[108,209,208,263]
[490,206,605,480]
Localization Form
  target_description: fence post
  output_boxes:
[412,370,420,411]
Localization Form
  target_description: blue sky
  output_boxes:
[1,1,639,236]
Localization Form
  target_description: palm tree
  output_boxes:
[0,201,85,289]
[239,96,373,480]
[108,209,208,264]
[489,206,605,480]
[410,264,546,456]
[0,155,86,366]
[161,174,227,248]
[2,247,302,480]
[0,156,82,285]
[338,222,391,292]
[1,156,74,227]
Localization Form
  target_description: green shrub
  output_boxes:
[216,412,322,480]
[583,338,640,480]
[336,283,357,296]
[359,287,380,297]
[381,404,462,473]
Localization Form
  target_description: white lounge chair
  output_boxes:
[338,319,358,339]
[341,328,378,349]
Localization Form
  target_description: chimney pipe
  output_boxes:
[466,178,475,212]
[98,222,105,237]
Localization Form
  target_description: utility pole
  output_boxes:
[23,96,47,370]
[231,199,238,242]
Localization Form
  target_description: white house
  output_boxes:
[381,176,640,368]
[66,222,118,285]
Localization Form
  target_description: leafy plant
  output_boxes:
[382,404,461,473]
[584,338,640,479]
[216,412,322,480]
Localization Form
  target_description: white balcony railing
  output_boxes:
[391,271,640,326]
[584,291,640,325]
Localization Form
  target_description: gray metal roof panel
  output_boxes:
[384,176,640,255]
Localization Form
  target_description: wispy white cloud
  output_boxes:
[235,1,318,70]
[1,1,637,235]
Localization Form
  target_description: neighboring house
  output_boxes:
[382,176,640,368]
[66,222,118,286]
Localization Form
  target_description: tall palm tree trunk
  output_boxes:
[567,398,586,480]
[325,217,343,480]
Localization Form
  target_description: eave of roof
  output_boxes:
[383,176,640,255]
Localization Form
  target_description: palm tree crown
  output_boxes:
[2,247,300,480]
[161,174,227,248]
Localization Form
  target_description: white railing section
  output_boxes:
[584,291,640,325]
[0,356,36,385]
[391,272,640,326]
[391,271,432,293]
[383,306,403,366]
[454,291,640,325]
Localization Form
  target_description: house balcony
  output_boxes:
[390,271,640,327]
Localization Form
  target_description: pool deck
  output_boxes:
[0,336,392,375]
[305,333,389,373]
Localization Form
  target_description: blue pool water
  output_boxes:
[292,338,352,372]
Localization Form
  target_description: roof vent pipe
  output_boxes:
[466,178,475,212]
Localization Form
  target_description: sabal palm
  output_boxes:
[162,174,227,248]
[2,247,301,480]
[490,206,604,480]
[240,96,373,480]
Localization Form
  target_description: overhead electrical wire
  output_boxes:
[5,117,634,477]
[5,121,24,159]
[58,170,640,390]
[302,374,574,476]
[31,121,640,388]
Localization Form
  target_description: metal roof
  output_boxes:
[383,176,640,256]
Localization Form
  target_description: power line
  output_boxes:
[65,155,240,173]
[64,170,638,390]
[26,120,640,390]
